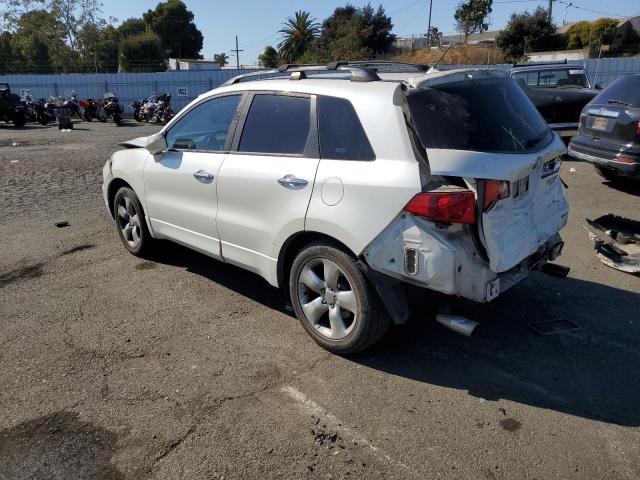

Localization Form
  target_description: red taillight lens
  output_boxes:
[616,155,637,164]
[636,120,640,137]
[404,191,476,224]
[482,180,510,211]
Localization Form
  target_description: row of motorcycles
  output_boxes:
[21,92,123,128]
[131,93,174,125]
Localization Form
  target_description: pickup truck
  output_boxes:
[509,62,598,142]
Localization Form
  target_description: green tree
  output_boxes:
[454,0,493,44]
[213,52,229,67]
[119,31,164,72]
[143,0,203,58]
[567,21,590,49]
[303,4,395,63]
[496,7,557,61]
[258,45,279,67]
[278,10,319,63]
[77,22,120,72]
[118,17,146,38]
[10,9,71,72]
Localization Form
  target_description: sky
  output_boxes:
[101,0,640,64]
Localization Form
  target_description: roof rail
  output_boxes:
[345,61,429,72]
[512,60,569,68]
[221,62,381,86]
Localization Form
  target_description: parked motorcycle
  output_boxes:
[79,98,102,122]
[152,93,174,124]
[63,92,82,119]
[131,98,146,122]
[102,92,123,126]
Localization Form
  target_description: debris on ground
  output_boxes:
[585,214,640,275]
[55,221,70,228]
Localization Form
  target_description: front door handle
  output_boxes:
[278,174,308,189]
[193,170,214,182]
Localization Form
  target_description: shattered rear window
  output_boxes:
[405,76,553,154]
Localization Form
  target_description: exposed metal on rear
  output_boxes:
[404,247,419,276]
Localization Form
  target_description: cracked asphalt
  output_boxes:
[1,120,640,479]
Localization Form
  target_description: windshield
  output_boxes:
[405,76,552,154]
[511,68,589,88]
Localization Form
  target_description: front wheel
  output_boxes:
[113,187,152,257]
[289,242,389,354]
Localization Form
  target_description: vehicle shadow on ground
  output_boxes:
[356,273,640,427]
[146,243,640,427]
[602,179,640,198]
[146,241,288,313]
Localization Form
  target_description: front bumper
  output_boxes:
[550,122,579,139]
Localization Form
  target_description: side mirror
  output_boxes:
[145,132,167,155]
[595,83,604,90]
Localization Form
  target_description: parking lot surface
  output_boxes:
[1,121,640,479]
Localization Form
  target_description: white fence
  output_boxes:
[1,57,638,114]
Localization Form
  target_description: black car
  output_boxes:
[0,83,27,127]
[509,63,599,142]
[568,74,640,180]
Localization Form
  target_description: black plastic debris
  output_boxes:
[585,214,640,275]
[527,319,580,335]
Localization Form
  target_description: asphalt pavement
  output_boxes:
[1,120,639,480]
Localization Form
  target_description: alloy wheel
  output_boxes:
[116,196,142,249]
[297,258,359,340]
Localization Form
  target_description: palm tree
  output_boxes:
[278,11,319,63]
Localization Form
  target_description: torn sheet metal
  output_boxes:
[585,214,640,275]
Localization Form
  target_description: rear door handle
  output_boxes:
[278,174,308,189]
[193,170,214,182]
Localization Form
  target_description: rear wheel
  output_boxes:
[289,242,389,354]
[595,165,619,181]
[113,187,152,257]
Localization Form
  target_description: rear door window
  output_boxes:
[406,76,552,154]
[238,94,311,155]
[318,96,375,161]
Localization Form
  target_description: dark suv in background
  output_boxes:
[510,62,598,142]
[569,74,640,180]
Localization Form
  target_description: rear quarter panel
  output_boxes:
[305,87,422,255]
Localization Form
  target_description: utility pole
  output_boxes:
[231,35,243,69]
[426,0,433,48]
[548,0,553,20]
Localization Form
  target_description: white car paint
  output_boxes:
[102,70,568,304]
[143,150,225,259]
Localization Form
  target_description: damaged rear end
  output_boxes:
[364,70,569,303]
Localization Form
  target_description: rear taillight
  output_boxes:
[482,180,510,211]
[404,191,476,224]
[616,156,637,164]
[636,120,640,138]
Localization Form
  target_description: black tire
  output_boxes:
[289,241,390,354]
[12,111,26,127]
[113,187,153,257]
[595,165,619,181]
[38,114,50,126]
[83,111,92,122]
[114,114,122,126]
[133,110,142,122]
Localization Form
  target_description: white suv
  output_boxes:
[102,62,569,354]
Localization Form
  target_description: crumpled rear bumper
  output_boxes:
[363,213,565,303]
